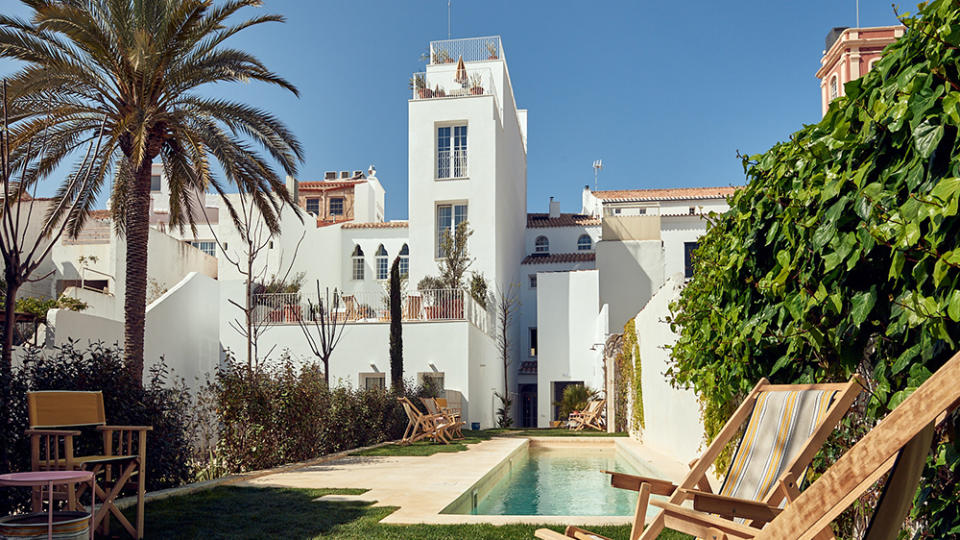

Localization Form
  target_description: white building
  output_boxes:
[34,35,737,430]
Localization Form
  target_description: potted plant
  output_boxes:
[486,41,498,60]
[409,74,430,98]
[432,48,454,64]
[469,72,484,95]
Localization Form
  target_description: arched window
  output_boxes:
[375,245,389,280]
[829,75,839,101]
[535,235,549,254]
[398,244,409,277]
[352,245,365,280]
[577,234,592,251]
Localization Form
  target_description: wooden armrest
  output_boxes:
[533,529,573,540]
[97,425,153,432]
[26,429,81,437]
[679,488,782,523]
[650,500,764,537]
[603,470,676,496]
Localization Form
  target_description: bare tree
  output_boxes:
[494,283,518,427]
[0,83,105,471]
[201,191,303,369]
[297,282,348,387]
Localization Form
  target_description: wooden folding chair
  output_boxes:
[27,390,152,539]
[535,376,863,540]
[574,399,606,431]
[421,397,465,439]
[398,397,454,444]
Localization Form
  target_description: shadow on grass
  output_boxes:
[132,486,693,540]
[350,431,493,457]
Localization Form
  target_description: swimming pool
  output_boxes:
[443,440,663,517]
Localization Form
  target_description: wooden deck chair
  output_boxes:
[435,397,466,435]
[398,397,453,444]
[566,399,598,430]
[574,399,606,431]
[27,390,152,539]
[535,376,862,540]
[421,397,465,439]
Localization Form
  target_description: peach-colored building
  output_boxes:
[816,25,904,117]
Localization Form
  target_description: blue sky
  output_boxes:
[0,0,904,220]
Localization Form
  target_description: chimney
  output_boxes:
[324,171,337,180]
[548,197,561,219]
[340,171,350,179]
[285,175,298,200]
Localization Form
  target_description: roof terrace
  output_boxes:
[428,36,503,65]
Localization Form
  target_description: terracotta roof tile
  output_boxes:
[521,252,596,265]
[299,179,366,190]
[593,186,739,202]
[341,221,409,230]
[527,213,600,228]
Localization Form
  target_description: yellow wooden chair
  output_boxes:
[27,390,152,539]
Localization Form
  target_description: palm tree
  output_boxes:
[0,0,303,383]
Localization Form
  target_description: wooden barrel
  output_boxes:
[0,511,90,540]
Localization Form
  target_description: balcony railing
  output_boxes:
[429,36,502,64]
[410,66,497,103]
[252,288,492,334]
[437,148,467,179]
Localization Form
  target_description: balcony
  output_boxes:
[252,288,493,334]
[428,36,502,65]
[410,66,498,103]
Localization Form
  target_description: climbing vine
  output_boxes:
[616,318,644,433]
[667,2,960,535]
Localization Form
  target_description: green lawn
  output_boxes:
[351,429,628,457]
[134,486,692,540]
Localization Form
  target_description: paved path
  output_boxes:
[240,436,690,526]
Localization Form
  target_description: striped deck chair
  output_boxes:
[638,350,960,540]
[535,376,862,540]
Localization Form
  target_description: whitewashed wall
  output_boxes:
[46,272,220,387]
[596,239,665,332]
[536,270,605,427]
[633,276,704,463]
[524,224,600,256]
[222,316,501,428]
[661,216,711,279]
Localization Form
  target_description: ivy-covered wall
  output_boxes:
[667,2,960,535]
[614,317,644,435]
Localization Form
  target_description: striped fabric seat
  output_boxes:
[719,389,838,505]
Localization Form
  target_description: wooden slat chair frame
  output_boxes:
[421,397,465,439]
[574,399,606,432]
[566,399,599,430]
[26,390,152,539]
[535,376,863,540]
[434,397,465,437]
[398,397,453,445]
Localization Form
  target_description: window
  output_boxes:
[306,198,320,215]
[437,125,467,179]
[534,236,549,254]
[419,372,445,392]
[684,241,699,279]
[329,197,344,216]
[829,75,839,101]
[529,274,537,288]
[150,175,161,192]
[352,245,365,280]
[436,203,468,257]
[361,373,385,391]
[577,234,592,251]
[189,241,216,257]
[529,328,538,356]
[375,245,389,280]
[614,208,622,215]
[688,207,696,215]
[398,244,409,277]
[638,207,647,215]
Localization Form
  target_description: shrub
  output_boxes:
[555,384,599,421]
[667,2,960,535]
[209,352,433,473]
[1,341,194,515]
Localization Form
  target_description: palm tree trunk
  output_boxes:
[123,159,153,385]
[1,278,18,473]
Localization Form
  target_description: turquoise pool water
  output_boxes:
[469,446,651,516]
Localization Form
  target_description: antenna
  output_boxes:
[448,0,451,39]
[593,160,603,191]
[856,0,860,28]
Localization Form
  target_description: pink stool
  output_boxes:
[0,471,95,539]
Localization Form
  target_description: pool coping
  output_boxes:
[243,435,691,526]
